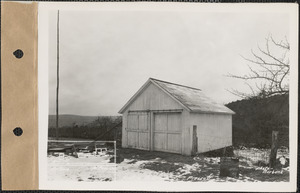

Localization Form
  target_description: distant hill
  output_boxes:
[226,94,289,147]
[48,114,121,128]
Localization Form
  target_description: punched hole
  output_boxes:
[13,127,23,136]
[13,49,24,59]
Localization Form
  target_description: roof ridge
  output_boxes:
[149,78,202,91]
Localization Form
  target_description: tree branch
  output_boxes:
[227,35,290,99]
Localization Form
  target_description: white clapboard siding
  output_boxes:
[127,83,182,111]
[189,113,232,153]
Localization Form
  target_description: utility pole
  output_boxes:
[56,10,60,140]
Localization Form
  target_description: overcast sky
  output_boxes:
[48,9,289,116]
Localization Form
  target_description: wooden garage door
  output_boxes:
[127,112,150,150]
[153,113,182,153]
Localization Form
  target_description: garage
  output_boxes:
[153,112,182,153]
[126,112,150,150]
[119,78,234,155]
[126,111,182,153]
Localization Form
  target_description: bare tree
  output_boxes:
[228,35,290,99]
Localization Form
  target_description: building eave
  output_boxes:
[118,79,152,114]
[118,78,192,114]
[150,79,192,112]
[190,110,235,115]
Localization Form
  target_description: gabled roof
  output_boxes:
[118,78,235,114]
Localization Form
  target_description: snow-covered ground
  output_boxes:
[48,147,289,182]
[48,154,116,181]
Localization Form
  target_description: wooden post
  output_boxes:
[147,112,151,150]
[150,112,154,151]
[269,131,279,168]
[222,146,226,157]
[114,141,117,164]
[220,157,239,178]
[191,125,198,156]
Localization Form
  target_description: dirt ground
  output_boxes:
[48,147,289,182]
[117,148,289,182]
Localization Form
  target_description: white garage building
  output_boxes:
[119,78,235,155]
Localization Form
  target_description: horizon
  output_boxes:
[48,94,273,117]
[48,114,121,117]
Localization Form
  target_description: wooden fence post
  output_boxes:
[191,125,198,156]
[269,131,279,168]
